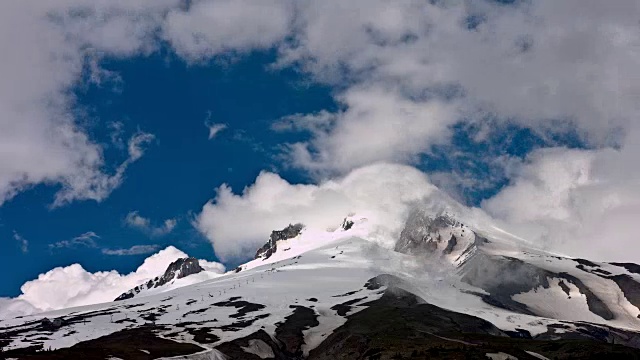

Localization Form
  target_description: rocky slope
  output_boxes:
[254,223,304,260]
[114,257,204,301]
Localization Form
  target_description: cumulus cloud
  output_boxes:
[195,163,471,261]
[102,244,160,256]
[0,1,172,208]
[278,0,640,149]
[268,0,640,262]
[199,259,227,274]
[3,0,640,292]
[49,231,100,250]
[124,211,177,237]
[483,138,640,262]
[0,245,225,319]
[279,85,457,174]
[162,0,294,61]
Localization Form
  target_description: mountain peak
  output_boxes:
[394,209,481,265]
[254,223,304,260]
[114,257,203,301]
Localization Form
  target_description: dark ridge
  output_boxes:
[462,254,614,320]
[558,280,571,297]
[218,314,270,332]
[255,223,304,260]
[307,279,640,360]
[364,274,401,290]
[558,272,614,320]
[213,298,266,318]
[214,329,287,360]
[503,328,532,339]
[114,257,203,301]
[574,258,600,268]
[331,290,361,298]
[1,326,203,360]
[608,274,640,310]
[309,283,505,359]
[124,303,145,309]
[593,268,612,276]
[331,297,368,316]
[115,292,134,301]
[182,308,208,318]
[341,218,354,230]
[576,264,612,276]
[186,328,220,344]
[443,234,458,255]
[0,308,124,342]
[275,305,319,357]
[611,262,640,275]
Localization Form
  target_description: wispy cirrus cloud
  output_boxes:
[49,232,100,251]
[102,244,161,256]
[204,111,227,140]
[125,211,177,237]
[13,231,28,254]
[206,123,227,140]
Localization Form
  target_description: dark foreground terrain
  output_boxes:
[4,275,640,360]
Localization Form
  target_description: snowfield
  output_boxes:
[3,211,640,358]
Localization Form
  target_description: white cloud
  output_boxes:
[13,231,28,254]
[49,231,100,250]
[483,137,640,262]
[195,163,468,261]
[0,245,225,318]
[199,259,226,274]
[102,244,160,256]
[254,0,640,217]
[3,0,640,291]
[0,0,171,208]
[51,131,155,208]
[162,0,294,61]
[280,85,457,175]
[124,211,177,237]
[206,123,228,140]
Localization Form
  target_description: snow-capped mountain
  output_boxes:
[114,257,206,301]
[3,210,640,359]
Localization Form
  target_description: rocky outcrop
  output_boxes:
[114,257,203,301]
[254,224,304,260]
[157,257,203,286]
[394,210,473,258]
[461,253,615,320]
[340,218,354,231]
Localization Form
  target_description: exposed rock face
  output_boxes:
[394,210,615,321]
[254,224,304,260]
[394,209,478,261]
[159,257,203,284]
[114,257,203,301]
[461,254,614,320]
[340,218,354,231]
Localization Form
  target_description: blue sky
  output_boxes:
[0,48,580,296]
[0,51,336,296]
[1,0,639,310]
